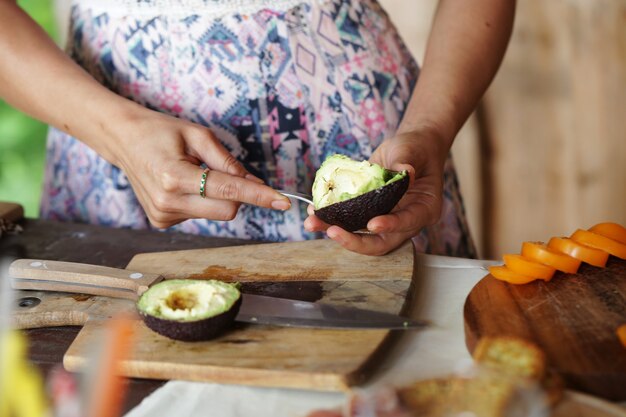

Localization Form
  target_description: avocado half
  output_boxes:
[136,279,241,342]
[312,154,409,232]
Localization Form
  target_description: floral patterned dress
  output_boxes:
[41,0,476,258]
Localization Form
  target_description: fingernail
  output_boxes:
[272,199,291,210]
[367,221,383,233]
[246,174,265,184]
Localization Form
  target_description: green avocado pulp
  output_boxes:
[312,154,407,209]
[137,280,241,322]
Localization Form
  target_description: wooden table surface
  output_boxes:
[1,217,253,414]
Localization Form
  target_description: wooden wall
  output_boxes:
[381,0,626,258]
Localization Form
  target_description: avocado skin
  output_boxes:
[314,174,409,232]
[139,296,242,342]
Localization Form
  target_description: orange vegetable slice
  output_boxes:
[571,229,626,259]
[503,254,556,281]
[617,324,626,348]
[547,237,609,268]
[488,265,537,284]
[589,222,626,245]
[521,241,581,274]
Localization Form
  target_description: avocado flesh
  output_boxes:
[312,154,409,231]
[137,280,241,341]
[313,155,388,209]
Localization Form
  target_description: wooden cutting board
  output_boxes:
[11,239,416,391]
[464,257,626,401]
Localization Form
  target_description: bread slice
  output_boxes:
[472,336,547,380]
[398,337,557,417]
[448,372,524,417]
[398,374,525,417]
[397,378,451,416]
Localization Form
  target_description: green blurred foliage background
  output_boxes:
[0,0,56,217]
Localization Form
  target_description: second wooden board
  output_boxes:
[464,258,626,401]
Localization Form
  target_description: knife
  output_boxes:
[8,259,427,330]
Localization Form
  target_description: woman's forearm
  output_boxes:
[0,1,140,165]
[0,2,292,227]
[397,0,515,149]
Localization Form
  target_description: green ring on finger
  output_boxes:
[199,168,209,198]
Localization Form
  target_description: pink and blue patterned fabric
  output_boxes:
[41,0,476,257]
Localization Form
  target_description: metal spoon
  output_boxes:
[277,190,314,206]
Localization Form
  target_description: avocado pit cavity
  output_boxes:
[166,289,197,311]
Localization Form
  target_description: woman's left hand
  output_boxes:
[304,128,449,255]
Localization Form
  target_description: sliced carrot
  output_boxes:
[589,222,626,245]
[521,242,581,274]
[503,254,556,281]
[547,237,609,268]
[571,229,626,259]
[617,325,626,348]
[87,315,135,417]
[488,265,537,285]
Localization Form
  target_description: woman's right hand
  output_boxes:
[105,108,291,228]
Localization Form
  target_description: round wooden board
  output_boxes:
[464,258,626,401]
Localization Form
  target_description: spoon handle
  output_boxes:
[277,191,314,206]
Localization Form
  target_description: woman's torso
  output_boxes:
[41,0,476,257]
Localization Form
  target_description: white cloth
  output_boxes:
[124,254,498,417]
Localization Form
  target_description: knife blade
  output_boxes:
[9,259,427,330]
[237,293,425,329]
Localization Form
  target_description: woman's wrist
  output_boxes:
[83,93,150,167]
[395,87,461,155]
[395,118,455,163]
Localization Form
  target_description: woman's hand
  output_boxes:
[108,109,291,229]
[304,128,448,255]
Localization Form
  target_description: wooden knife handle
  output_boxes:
[11,290,137,329]
[9,259,163,300]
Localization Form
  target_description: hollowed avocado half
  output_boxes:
[312,154,409,232]
[137,279,241,342]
